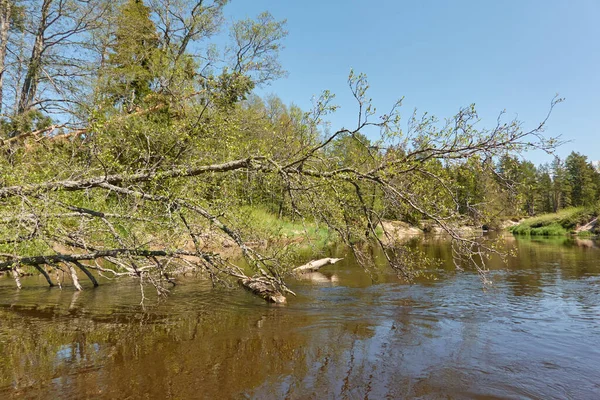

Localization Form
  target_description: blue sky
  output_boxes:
[222,0,599,165]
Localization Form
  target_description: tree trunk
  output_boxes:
[0,0,11,114]
[17,0,50,115]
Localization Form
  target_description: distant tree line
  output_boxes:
[492,152,600,217]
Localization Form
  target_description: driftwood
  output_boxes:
[239,258,343,303]
[240,277,287,304]
[292,258,343,274]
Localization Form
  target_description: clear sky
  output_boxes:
[222,0,599,165]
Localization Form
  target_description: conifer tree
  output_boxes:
[103,0,161,111]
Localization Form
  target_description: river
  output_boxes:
[0,235,599,399]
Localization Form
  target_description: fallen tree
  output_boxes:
[0,71,562,302]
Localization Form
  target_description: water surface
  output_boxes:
[0,236,599,399]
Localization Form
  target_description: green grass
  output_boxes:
[509,207,597,237]
[239,206,334,249]
[510,222,568,236]
[239,206,388,250]
[576,230,594,238]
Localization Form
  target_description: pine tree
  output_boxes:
[551,157,571,212]
[536,165,554,214]
[103,0,161,111]
[565,152,597,207]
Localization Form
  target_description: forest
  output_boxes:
[0,0,598,301]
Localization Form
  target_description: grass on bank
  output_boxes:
[239,207,335,249]
[239,206,384,249]
[509,207,599,237]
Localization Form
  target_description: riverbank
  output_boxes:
[509,207,599,237]
[379,220,496,243]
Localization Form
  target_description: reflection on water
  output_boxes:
[0,236,599,399]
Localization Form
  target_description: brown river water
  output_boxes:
[0,235,599,399]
